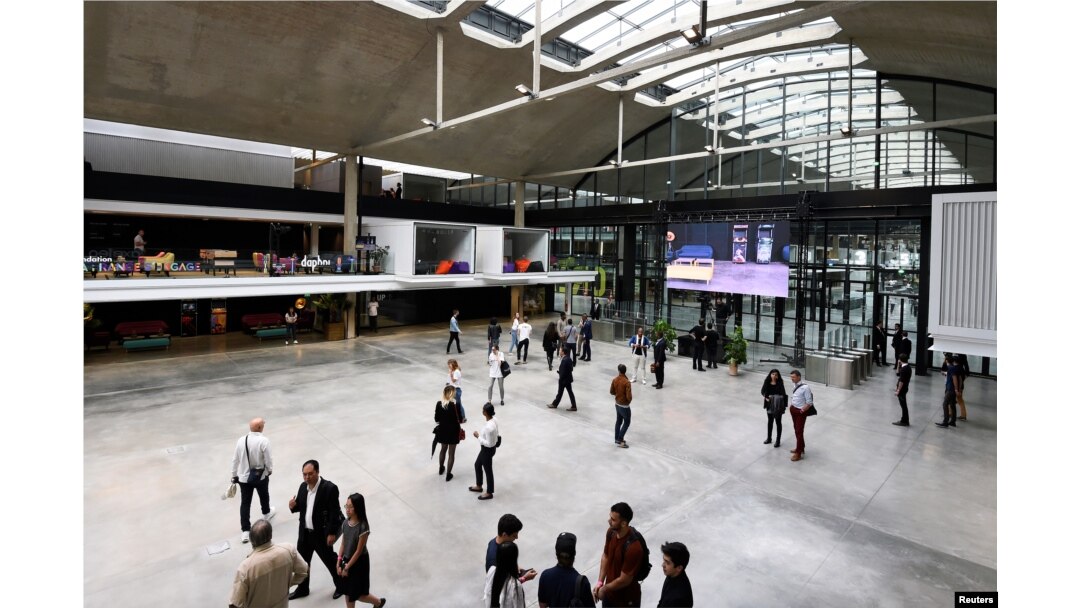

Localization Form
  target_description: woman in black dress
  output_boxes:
[761,368,787,448]
[336,493,386,608]
[435,385,462,481]
[542,322,560,371]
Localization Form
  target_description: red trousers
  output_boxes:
[790,405,808,455]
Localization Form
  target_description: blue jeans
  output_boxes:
[615,405,631,443]
[510,329,519,354]
[455,387,466,421]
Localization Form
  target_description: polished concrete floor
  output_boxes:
[83,316,996,607]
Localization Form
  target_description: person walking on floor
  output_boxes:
[628,327,650,385]
[366,297,379,333]
[610,364,633,448]
[788,371,814,462]
[510,313,520,358]
[557,312,568,353]
[543,322,560,371]
[892,354,912,426]
[515,316,532,365]
[564,318,579,366]
[447,359,467,423]
[704,323,721,368]
[548,346,578,411]
[652,331,667,389]
[936,355,961,428]
[285,307,299,345]
[579,314,593,362]
[872,320,888,366]
[488,344,507,406]
[287,460,345,600]
[469,402,500,500]
[487,317,503,351]
[335,493,387,608]
[689,319,707,372]
[231,417,276,545]
[435,385,462,481]
[447,310,463,354]
[761,369,787,448]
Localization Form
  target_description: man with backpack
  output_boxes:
[595,502,650,607]
[537,532,595,607]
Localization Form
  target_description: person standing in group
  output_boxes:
[893,354,911,427]
[610,364,633,449]
[335,493,387,608]
[788,371,814,462]
[510,313,520,359]
[716,296,732,337]
[447,359,467,423]
[435,385,462,481]
[580,314,593,362]
[485,513,524,572]
[557,312,568,353]
[547,346,579,411]
[488,344,507,406]
[231,418,276,545]
[515,316,532,365]
[704,323,721,369]
[936,355,961,428]
[287,460,344,600]
[591,299,602,321]
[543,322,560,371]
[689,319,706,372]
[760,370,786,448]
[657,542,693,608]
[537,532,595,608]
[564,318,579,366]
[627,327,650,385]
[447,310,463,354]
[955,353,969,420]
[228,520,308,608]
[394,182,402,200]
[487,317,503,351]
[285,307,299,345]
[367,297,379,333]
[891,323,903,370]
[898,331,912,366]
[133,229,146,257]
[483,541,533,608]
[652,331,667,389]
[872,320,888,366]
[594,502,644,607]
[469,402,500,500]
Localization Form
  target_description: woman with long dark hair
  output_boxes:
[761,368,787,448]
[483,541,529,608]
[336,493,386,608]
[435,385,462,481]
[542,322,559,371]
[468,403,499,500]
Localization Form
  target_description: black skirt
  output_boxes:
[339,552,371,599]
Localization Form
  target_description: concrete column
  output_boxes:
[310,224,320,256]
[510,180,526,317]
[345,155,359,338]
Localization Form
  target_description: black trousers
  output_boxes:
[553,380,577,408]
[369,315,377,332]
[897,392,909,423]
[566,343,578,365]
[766,411,783,442]
[474,445,496,493]
[581,338,592,360]
[447,331,462,353]
[692,345,704,370]
[706,346,718,368]
[517,338,529,362]
[873,344,886,365]
[941,390,957,424]
[238,476,270,532]
[295,529,342,594]
[653,361,665,387]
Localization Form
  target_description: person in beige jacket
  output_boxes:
[230,520,308,608]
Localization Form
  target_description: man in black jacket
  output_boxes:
[899,331,912,365]
[891,323,903,370]
[872,320,888,366]
[689,319,706,371]
[893,354,912,426]
[652,333,667,389]
[287,460,344,600]
[548,347,578,411]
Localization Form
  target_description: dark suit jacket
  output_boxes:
[872,327,887,348]
[899,338,912,357]
[653,338,667,363]
[581,320,593,339]
[290,477,344,542]
[557,355,574,384]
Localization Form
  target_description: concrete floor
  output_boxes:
[83,316,996,607]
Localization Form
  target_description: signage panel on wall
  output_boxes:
[665,221,791,298]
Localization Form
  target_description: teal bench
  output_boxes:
[122,337,171,351]
[254,327,289,340]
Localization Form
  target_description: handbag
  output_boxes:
[649,362,658,373]
[244,436,263,484]
[456,408,466,441]
[500,360,511,377]
[806,404,818,416]
[768,394,787,416]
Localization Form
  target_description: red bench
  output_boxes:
[114,320,170,341]
[241,313,284,332]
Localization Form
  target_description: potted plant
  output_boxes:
[313,293,354,340]
[723,325,748,375]
[370,244,390,274]
[651,318,678,353]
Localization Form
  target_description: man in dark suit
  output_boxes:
[891,323,903,370]
[548,346,578,411]
[652,332,667,389]
[893,354,911,426]
[899,331,912,365]
[872,320,888,366]
[689,319,706,371]
[287,459,344,600]
[579,314,593,361]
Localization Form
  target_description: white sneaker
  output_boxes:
[286,340,289,345]
[262,506,276,521]
[293,340,298,344]
[242,531,250,543]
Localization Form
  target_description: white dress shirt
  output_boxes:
[304,478,322,531]
[231,432,273,481]
[479,418,499,448]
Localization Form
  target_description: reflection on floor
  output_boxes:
[84,316,996,607]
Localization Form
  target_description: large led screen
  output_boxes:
[665,221,790,297]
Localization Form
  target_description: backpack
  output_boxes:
[613,528,652,582]
[568,574,591,607]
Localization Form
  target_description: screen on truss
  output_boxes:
[664,220,790,298]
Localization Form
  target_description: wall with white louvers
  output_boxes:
[928,192,997,358]
[84,132,294,189]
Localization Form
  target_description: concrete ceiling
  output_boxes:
[84,1,996,187]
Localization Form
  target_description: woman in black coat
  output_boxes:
[542,322,559,371]
[435,385,462,481]
[761,368,787,448]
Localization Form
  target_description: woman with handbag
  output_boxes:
[435,385,463,482]
[448,359,467,423]
[469,402,499,500]
[761,368,787,448]
[542,322,559,371]
[487,344,507,405]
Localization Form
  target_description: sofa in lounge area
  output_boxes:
[241,313,284,332]
[114,320,170,342]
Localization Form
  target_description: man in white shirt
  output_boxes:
[367,297,379,332]
[515,316,533,365]
[788,371,814,462]
[133,229,146,257]
[231,418,276,544]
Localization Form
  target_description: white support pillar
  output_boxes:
[510,180,526,316]
[344,155,359,338]
[532,1,542,94]
[437,29,444,124]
